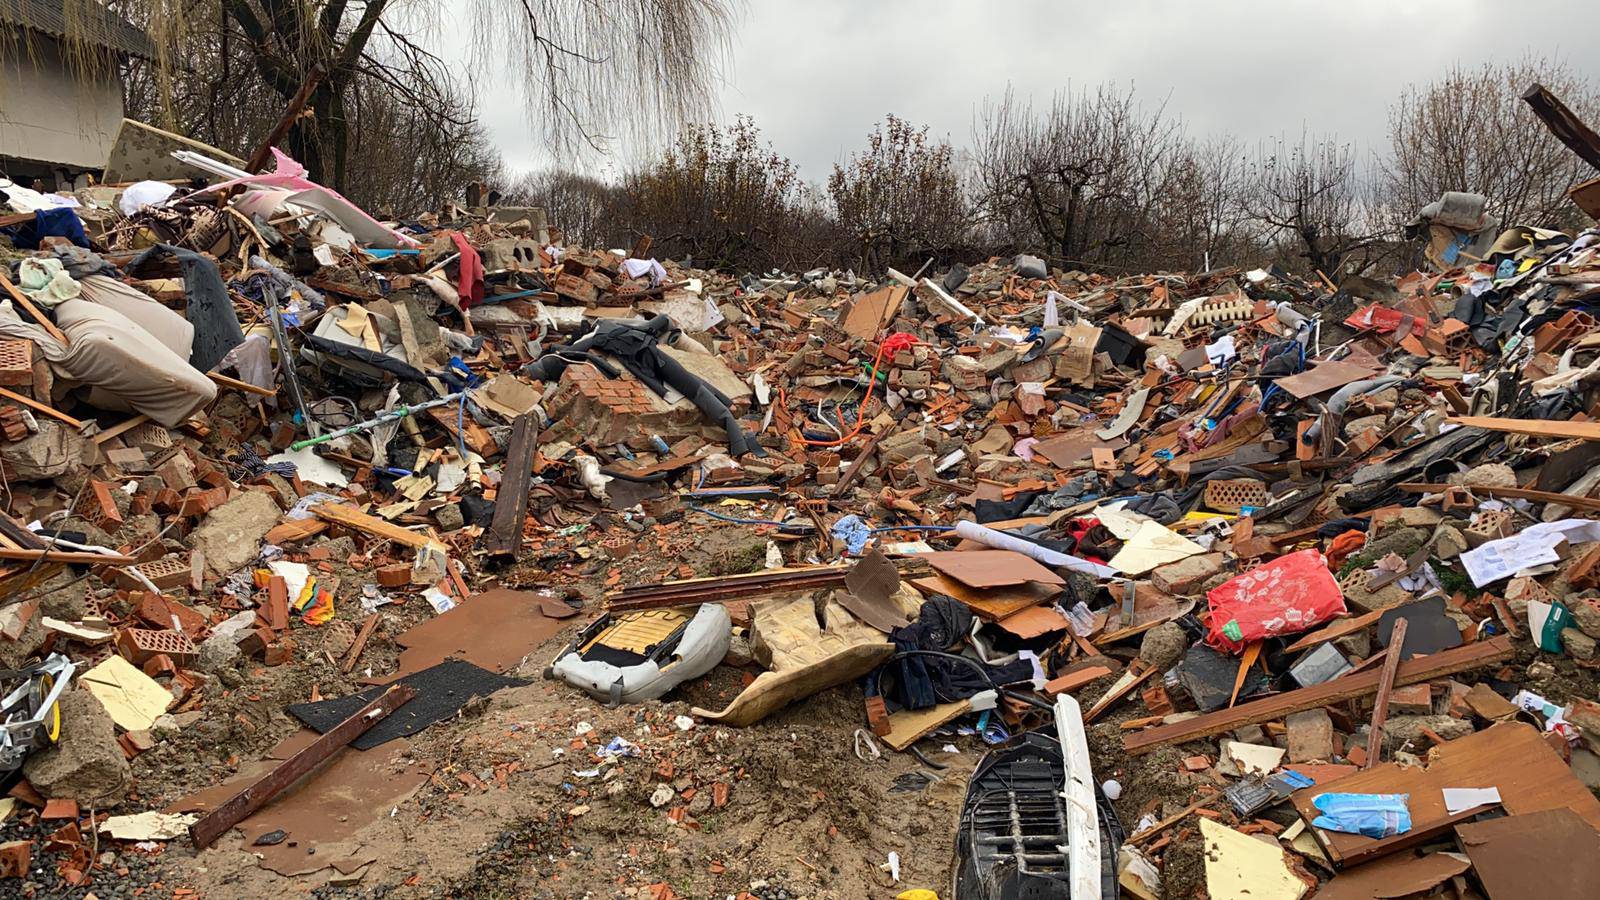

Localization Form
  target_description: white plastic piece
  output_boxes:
[1055,694,1103,899]
[1102,779,1122,801]
[953,520,1118,578]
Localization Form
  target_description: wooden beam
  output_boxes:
[207,371,277,397]
[341,613,380,674]
[1398,482,1600,513]
[482,413,534,557]
[0,548,135,565]
[1124,790,1223,847]
[92,414,152,445]
[0,273,69,347]
[1523,83,1600,172]
[0,385,81,429]
[1365,618,1407,768]
[312,503,437,549]
[188,683,414,849]
[1085,665,1160,723]
[245,65,326,174]
[1123,637,1513,755]
[1448,415,1600,442]
[831,425,894,500]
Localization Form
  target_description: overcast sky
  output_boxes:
[456,0,1600,182]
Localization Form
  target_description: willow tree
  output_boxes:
[29,0,739,193]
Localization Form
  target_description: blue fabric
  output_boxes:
[3,208,89,250]
[831,514,871,554]
[1312,792,1411,838]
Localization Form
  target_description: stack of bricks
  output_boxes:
[562,364,659,416]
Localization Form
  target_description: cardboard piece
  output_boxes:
[909,573,1058,621]
[1059,322,1102,385]
[1107,520,1206,575]
[691,595,893,727]
[80,655,173,732]
[1311,850,1470,900]
[838,549,909,633]
[1456,807,1600,900]
[923,549,1065,589]
[374,588,576,684]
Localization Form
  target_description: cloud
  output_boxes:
[439,0,1600,179]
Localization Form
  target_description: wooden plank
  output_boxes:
[1447,415,1600,441]
[0,273,69,347]
[92,414,152,446]
[483,414,534,557]
[831,425,893,499]
[341,613,380,674]
[207,371,276,397]
[1124,790,1223,847]
[0,548,135,565]
[1365,618,1407,768]
[1523,82,1600,171]
[312,503,436,549]
[881,699,969,752]
[1292,722,1600,867]
[188,683,414,849]
[1398,481,1600,513]
[262,518,329,545]
[1283,609,1385,654]
[1085,665,1159,723]
[1123,637,1514,755]
[0,385,82,429]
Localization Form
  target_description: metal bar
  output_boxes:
[188,683,414,849]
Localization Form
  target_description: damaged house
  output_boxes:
[0,0,153,189]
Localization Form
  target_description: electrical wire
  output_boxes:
[795,333,920,448]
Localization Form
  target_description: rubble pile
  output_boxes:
[3,134,1600,899]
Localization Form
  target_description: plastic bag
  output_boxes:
[1311,792,1411,839]
[1206,548,1347,653]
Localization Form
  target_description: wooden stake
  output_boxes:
[1365,618,1408,768]
[0,385,81,429]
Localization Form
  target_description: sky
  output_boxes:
[450,0,1600,182]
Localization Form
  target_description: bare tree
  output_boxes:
[1384,56,1599,231]
[827,115,968,274]
[501,169,623,248]
[44,0,738,191]
[1244,132,1385,277]
[972,84,1191,272]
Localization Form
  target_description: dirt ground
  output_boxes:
[122,523,994,899]
[81,516,1239,899]
[146,638,980,899]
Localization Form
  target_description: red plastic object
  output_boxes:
[1205,548,1347,654]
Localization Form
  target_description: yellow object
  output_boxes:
[1199,817,1308,900]
[583,609,689,656]
[38,671,60,742]
[80,655,174,732]
[897,891,939,900]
